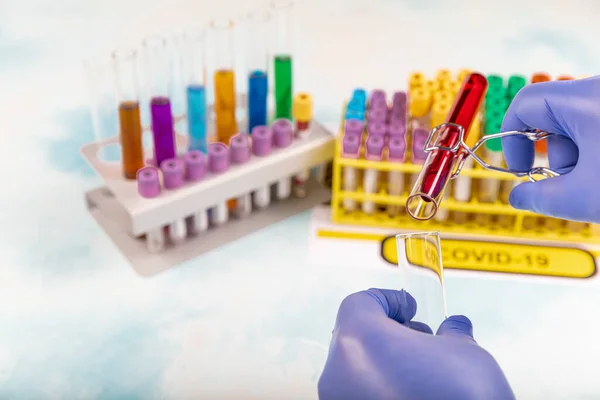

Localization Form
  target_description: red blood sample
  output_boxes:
[418,73,488,199]
[296,120,310,132]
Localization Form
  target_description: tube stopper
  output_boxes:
[342,134,361,158]
[229,133,251,164]
[388,136,407,162]
[208,142,230,173]
[184,150,207,182]
[273,119,294,148]
[292,93,313,121]
[137,167,161,198]
[365,135,385,161]
[160,158,185,190]
[344,119,364,137]
[367,121,387,137]
[251,125,273,157]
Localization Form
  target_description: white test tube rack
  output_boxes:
[80,105,335,276]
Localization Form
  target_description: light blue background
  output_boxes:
[2,0,600,398]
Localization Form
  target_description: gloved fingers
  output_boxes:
[435,315,476,342]
[335,289,417,332]
[546,133,578,174]
[509,169,597,221]
[407,321,433,335]
[501,81,571,172]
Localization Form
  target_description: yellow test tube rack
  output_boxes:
[331,70,600,244]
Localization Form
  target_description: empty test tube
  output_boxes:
[292,93,313,197]
[387,136,407,217]
[184,150,209,233]
[229,133,253,217]
[142,36,177,167]
[271,0,294,119]
[181,30,208,153]
[208,143,230,225]
[362,135,384,215]
[251,125,273,208]
[246,10,269,133]
[341,134,361,212]
[112,49,144,179]
[161,158,188,244]
[137,167,165,252]
[208,19,238,143]
[273,119,294,199]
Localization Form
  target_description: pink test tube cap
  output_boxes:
[230,133,251,164]
[367,108,387,123]
[412,127,429,162]
[370,89,386,104]
[184,150,207,182]
[366,135,385,161]
[369,99,388,112]
[342,134,361,158]
[161,158,185,190]
[367,121,387,137]
[344,119,364,137]
[137,166,161,198]
[388,136,407,162]
[208,142,230,173]
[272,119,294,148]
[251,125,273,157]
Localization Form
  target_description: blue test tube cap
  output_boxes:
[347,98,366,113]
[345,109,365,121]
[351,88,367,103]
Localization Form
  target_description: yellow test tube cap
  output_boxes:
[425,79,441,93]
[409,71,426,90]
[430,100,451,129]
[466,112,482,148]
[433,90,453,105]
[456,68,472,83]
[409,87,432,117]
[436,69,452,83]
[293,92,313,121]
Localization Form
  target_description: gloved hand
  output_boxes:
[502,76,600,222]
[318,289,514,400]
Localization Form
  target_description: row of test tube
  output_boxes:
[91,1,297,184]
[136,117,314,252]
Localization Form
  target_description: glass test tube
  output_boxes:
[182,30,208,153]
[246,10,270,133]
[396,231,447,333]
[208,19,238,143]
[406,73,488,221]
[142,36,177,167]
[111,50,145,179]
[271,0,294,120]
[85,58,120,161]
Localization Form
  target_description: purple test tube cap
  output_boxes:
[367,121,387,137]
[388,136,407,162]
[388,121,406,138]
[137,167,161,198]
[367,108,387,124]
[342,134,361,158]
[369,99,388,112]
[251,125,273,156]
[160,158,185,190]
[412,127,430,162]
[272,119,294,148]
[365,135,385,161]
[392,91,407,108]
[208,142,230,173]
[229,133,251,164]
[344,119,364,137]
[183,150,207,182]
[370,89,386,104]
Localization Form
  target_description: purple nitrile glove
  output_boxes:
[501,76,600,222]
[318,289,514,400]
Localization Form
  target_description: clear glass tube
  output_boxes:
[84,57,119,161]
[207,18,238,143]
[181,29,208,153]
[142,36,176,166]
[246,10,269,132]
[111,50,144,179]
[270,0,294,120]
[396,231,447,333]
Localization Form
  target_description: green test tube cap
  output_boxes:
[486,74,504,89]
[484,118,503,152]
[508,75,527,100]
[485,96,509,112]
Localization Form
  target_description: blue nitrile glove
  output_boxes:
[318,289,514,400]
[501,76,600,222]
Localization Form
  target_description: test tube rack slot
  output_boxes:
[81,121,335,275]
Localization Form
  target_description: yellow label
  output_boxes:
[381,236,595,278]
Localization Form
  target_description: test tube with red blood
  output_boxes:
[292,93,313,197]
[406,73,488,221]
